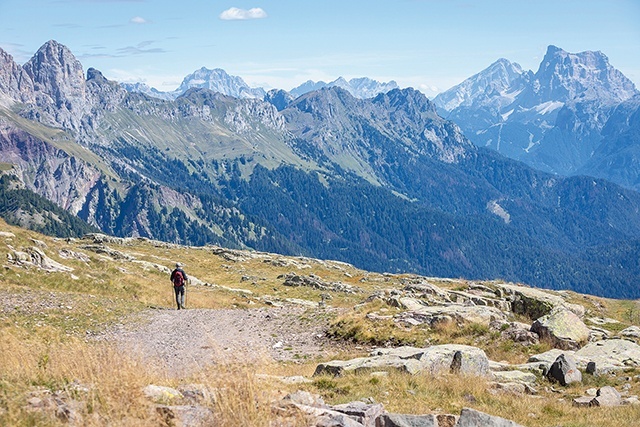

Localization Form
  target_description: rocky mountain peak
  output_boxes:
[528,45,637,105]
[433,58,527,112]
[21,40,89,129]
[176,67,265,99]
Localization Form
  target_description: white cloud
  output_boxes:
[219,7,267,21]
[130,16,147,24]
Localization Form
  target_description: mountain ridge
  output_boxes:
[434,45,640,190]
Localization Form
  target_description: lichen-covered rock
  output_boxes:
[314,345,490,377]
[575,339,640,372]
[531,308,590,350]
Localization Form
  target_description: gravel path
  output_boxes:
[106,305,339,376]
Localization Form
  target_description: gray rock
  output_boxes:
[155,405,214,427]
[620,326,640,339]
[500,322,539,345]
[375,413,437,427]
[531,309,590,350]
[456,407,524,427]
[404,304,507,327]
[491,370,537,384]
[419,344,490,377]
[575,339,640,371]
[572,396,594,407]
[546,354,582,386]
[591,386,622,407]
[332,401,384,427]
[7,246,74,273]
[315,345,489,377]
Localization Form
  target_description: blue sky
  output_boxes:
[0,0,639,96]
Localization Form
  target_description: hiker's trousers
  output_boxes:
[174,285,185,309]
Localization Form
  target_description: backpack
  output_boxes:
[173,270,185,287]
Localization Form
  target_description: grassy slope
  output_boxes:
[0,219,639,426]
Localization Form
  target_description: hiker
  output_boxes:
[170,263,188,309]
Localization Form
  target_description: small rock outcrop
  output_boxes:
[277,391,523,427]
[314,345,490,378]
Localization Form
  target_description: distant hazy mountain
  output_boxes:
[121,67,266,100]
[3,40,640,298]
[120,82,175,101]
[434,45,639,188]
[290,77,399,99]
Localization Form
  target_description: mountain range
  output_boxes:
[433,45,640,191]
[122,70,399,101]
[2,40,640,298]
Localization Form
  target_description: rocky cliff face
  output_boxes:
[0,117,103,213]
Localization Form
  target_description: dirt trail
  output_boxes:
[106,305,339,376]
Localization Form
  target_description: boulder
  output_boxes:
[456,408,524,427]
[375,413,437,427]
[530,309,590,350]
[546,354,582,386]
[591,386,622,407]
[418,345,490,377]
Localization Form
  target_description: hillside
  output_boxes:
[2,41,640,298]
[1,219,640,426]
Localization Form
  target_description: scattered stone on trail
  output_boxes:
[7,246,74,272]
[279,272,359,293]
[314,345,490,378]
[546,354,582,386]
[530,308,590,350]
